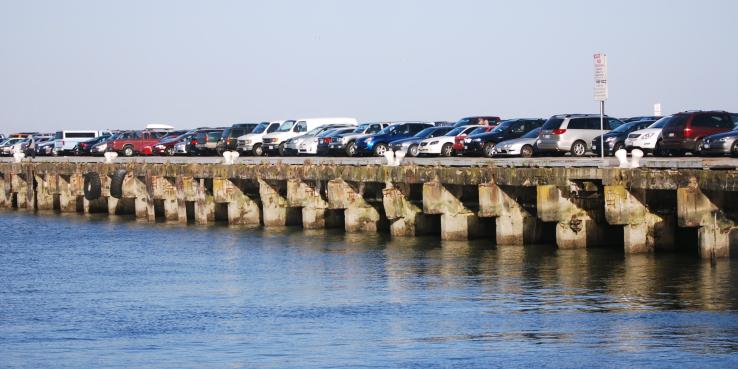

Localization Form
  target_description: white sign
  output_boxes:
[654,103,662,116]
[593,53,608,101]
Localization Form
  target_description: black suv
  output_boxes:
[591,120,655,156]
[216,123,259,155]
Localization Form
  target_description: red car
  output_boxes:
[109,130,169,157]
[659,111,735,155]
[453,125,497,152]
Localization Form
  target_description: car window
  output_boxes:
[692,114,731,129]
[542,117,564,130]
[732,114,738,127]
[510,122,526,133]
[294,121,308,133]
[607,118,624,129]
[567,118,587,130]
[267,123,280,133]
[522,127,542,138]
[207,131,221,141]
[277,120,297,132]
[369,124,382,133]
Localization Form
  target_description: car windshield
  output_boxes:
[612,122,637,133]
[306,127,325,136]
[648,116,671,129]
[445,127,468,136]
[413,127,438,138]
[277,120,296,132]
[352,124,370,133]
[490,121,514,133]
[251,122,269,134]
[520,128,540,138]
[542,117,564,130]
[469,127,489,135]
[378,125,401,135]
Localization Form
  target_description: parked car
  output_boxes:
[355,122,434,156]
[418,125,480,156]
[463,119,545,157]
[283,124,355,156]
[53,130,102,156]
[453,125,495,153]
[190,128,225,156]
[236,121,283,156]
[152,130,195,156]
[389,126,455,157]
[621,116,662,123]
[316,127,357,156]
[262,117,357,156]
[73,133,114,156]
[328,122,389,157]
[37,137,58,156]
[493,128,543,157]
[591,120,655,156]
[659,111,735,155]
[109,130,169,157]
[452,116,501,128]
[0,137,28,156]
[216,123,259,155]
[624,117,673,155]
[535,114,625,157]
[701,129,738,157]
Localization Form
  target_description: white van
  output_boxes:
[261,117,358,156]
[236,121,284,156]
[53,130,103,155]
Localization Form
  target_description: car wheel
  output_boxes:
[693,139,704,155]
[612,142,624,155]
[123,145,134,157]
[165,147,175,156]
[278,142,286,156]
[373,143,388,157]
[408,144,419,157]
[345,141,356,157]
[252,144,263,156]
[520,145,534,158]
[441,143,454,157]
[570,141,587,157]
[483,142,496,158]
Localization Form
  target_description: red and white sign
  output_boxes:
[593,53,608,101]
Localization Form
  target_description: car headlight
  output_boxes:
[605,136,616,142]
[155,145,164,149]
[641,133,654,139]
[366,138,373,143]
[430,141,439,145]
[245,139,252,144]
[718,137,731,142]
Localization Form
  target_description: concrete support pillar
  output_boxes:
[604,185,675,254]
[287,179,342,229]
[151,176,180,222]
[259,179,300,227]
[537,183,607,249]
[382,183,435,237]
[327,179,384,233]
[11,173,30,209]
[175,176,194,223]
[0,174,7,208]
[58,174,82,213]
[34,173,56,211]
[422,180,483,241]
[122,172,155,221]
[677,184,736,259]
[214,177,261,225]
[479,183,542,245]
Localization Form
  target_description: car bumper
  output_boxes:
[262,143,281,152]
[493,146,522,156]
[701,140,733,154]
[624,138,658,150]
[534,139,567,152]
[328,142,346,151]
[660,138,698,151]
[418,144,442,154]
[462,141,484,154]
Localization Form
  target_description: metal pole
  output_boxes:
[600,100,605,159]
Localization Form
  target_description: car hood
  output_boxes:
[497,137,537,147]
[468,133,505,142]
[629,128,662,136]
[704,130,738,140]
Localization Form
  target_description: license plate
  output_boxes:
[593,145,597,150]
[704,144,710,149]
[544,135,551,139]
[668,133,675,137]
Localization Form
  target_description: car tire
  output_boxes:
[109,169,127,199]
[483,142,496,158]
[165,147,175,156]
[693,139,704,155]
[408,144,419,157]
[277,142,287,156]
[520,145,534,158]
[123,145,134,157]
[441,143,454,157]
[612,142,624,155]
[345,141,356,157]
[83,172,102,201]
[252,144,263,156]
[570,141,587,157]
[373,143,388,157]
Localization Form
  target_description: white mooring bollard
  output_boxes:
[104,151,118,163]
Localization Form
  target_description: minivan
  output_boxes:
[216,123,259,155]
[261,117,358,156]
[536,114,625,156]
[53,131,102,156]
[236,121,282,156]
[659,110,735,155]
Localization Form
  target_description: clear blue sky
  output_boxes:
[1,0,736,132]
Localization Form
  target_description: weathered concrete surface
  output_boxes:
[1,161,736,258]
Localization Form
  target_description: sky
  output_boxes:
[1,0,737,133]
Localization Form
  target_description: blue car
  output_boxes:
[355,122,434,156]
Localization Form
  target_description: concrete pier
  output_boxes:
[1,160,737,258]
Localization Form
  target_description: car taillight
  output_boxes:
[323,138,331,143]
[191,139,198,145]
[552,129,567,135]
[227,138,231,144]
[683,127,693,138]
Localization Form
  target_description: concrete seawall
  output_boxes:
[1,161,737,258]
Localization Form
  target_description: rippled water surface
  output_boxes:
[1,211,737,368]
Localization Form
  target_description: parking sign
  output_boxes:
[593,53,608,101]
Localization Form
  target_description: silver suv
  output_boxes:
[536,114,624,156]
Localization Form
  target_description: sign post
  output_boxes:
[593,53,608,159]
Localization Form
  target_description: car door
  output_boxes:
[692,113,732,139]
[508,121,528,139]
